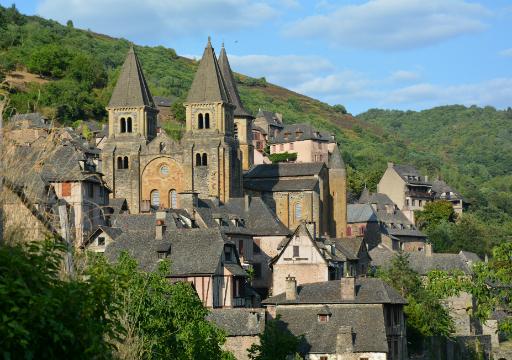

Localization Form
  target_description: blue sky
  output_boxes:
[3,0,512,114]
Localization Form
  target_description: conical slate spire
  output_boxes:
[108,46,155,108]
[218,45,252,118]
[186,39,231,104]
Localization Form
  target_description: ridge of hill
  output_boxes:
[1,4,511,254]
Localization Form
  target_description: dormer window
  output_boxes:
[97,236,105,246]
[224,248,233,262]
[318,314,330,322]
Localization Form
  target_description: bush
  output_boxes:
[268,151,297,163]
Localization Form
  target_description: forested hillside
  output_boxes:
[1,4,511,254]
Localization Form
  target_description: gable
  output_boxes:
[274,225,325,266]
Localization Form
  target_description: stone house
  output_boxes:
[269,123,335,164]
[207,308,265,360]
[271,223,371,296]
[153,95,174,125]
[377,162,467,223]
[358,190,427,252]
[253,109,283,141]
[346,203,380,250]
[262,277,408,360]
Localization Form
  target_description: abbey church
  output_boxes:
[101,38,348,238]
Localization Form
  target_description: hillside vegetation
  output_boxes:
[1,4,511,254]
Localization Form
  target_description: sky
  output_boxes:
[3,0,512,114]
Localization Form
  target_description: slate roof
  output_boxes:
[431,179,466,202]
[255,109,283,128]
[186,39,231,104]
[10,112,51,129]
[40,143,102,183]
[244,179,318,192]
[207,308,265,336]
[332,238,365,261]
[347,204,378,223]
[153,96,173,107]
[245,162,325,179]
[327,144,345,170]
[272,124,332,144]
[276,305,389,354]
[263,278,407,305]
[218,46,252,118]
[106,198,128,215]
[108,47,155,108]
[369,245,481,275]
[392,163,430,185]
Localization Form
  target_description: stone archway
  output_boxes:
[141,157,185,208]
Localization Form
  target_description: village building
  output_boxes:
[262,276,408,360]
[269,123,335,163]
[358,190,427,252]
[271,222,371,296]
[377,162,468,223]
[253,109,283,141]
[153,95,174,125]
[346,203,381,250]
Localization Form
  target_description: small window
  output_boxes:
[97,237,105,246]
[293,245,300,257]
[169,189,177,209]
[196,153,202,166]
[202,153,208,166]
[253,263,262,279]
[127,117,132,133]
[205,113,210,129]
[294,202,302,221]
[123,156,129,169]
[198,113,204,129]
[224,248,232,262]
[62,182,71,197]
[157,252,166,259]
[86,182,94,198]
[238,240,244,257]
[346,226,352,237]
[234,123,238,139]
[151,190,160,208]
[253,239,261,254]
[120,117,126,133]
[160,165,169,176]
[279,144,284,151]
[318,315,329,323]
[289,143,294,150]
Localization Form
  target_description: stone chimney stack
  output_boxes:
[336,326,354,354]
[155,218,165,240]
[275,112,283,124]
[340,277,355,301]
[285,275,297,301]
[424,175,429,182]
[178,191,198,214]
[245,194,251,211]
[425,242,433,257]
[387,162,394,169]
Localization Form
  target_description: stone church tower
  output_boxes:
[218,45,254,171]
[102,47,158,212]
[328,144,348,237]
[182,38,243,202]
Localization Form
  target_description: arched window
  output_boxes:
[117,156,123,169]
[202,153,208,166]
[120,118,126,133]
[169,189,177,209]
[151,190,160,208]
[294,202,302,221]
[234,123,238,139]
[127,117,132,133]
[205,113,210,129]
[196,153,202,166]
[198,113,204,129]
[123,156,129,169]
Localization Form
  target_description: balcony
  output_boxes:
[405,190,433,199]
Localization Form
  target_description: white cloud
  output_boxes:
[36,0,277,41]
[389,70,421,82]
[228,54,334,88]
[499,48,512,57]
[284,0,490,50]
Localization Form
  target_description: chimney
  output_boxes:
[387,162,394,169]
[340,277,355,301]
[245,194,251,211]
[275,112,283,124]
[336,326,354,354]
[178,191,198,213]
[424,175,429,182]
[425,242,433,257]
[305,221,316,240]
[155,219,165,240]
[285,275,297,301]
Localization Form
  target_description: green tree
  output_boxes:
[0,239,119,359]
[332,104,347,114]
[171,100,186,123]
[27,45,72,78]
[67,53,107,88]
[86,252,230,360]
[415,200,456,231]
[247,315,302,360]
